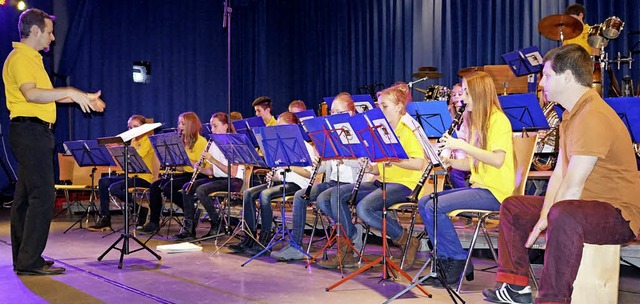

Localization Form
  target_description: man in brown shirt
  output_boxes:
[483,44,640,303]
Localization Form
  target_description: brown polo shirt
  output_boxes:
[559,89,640,236]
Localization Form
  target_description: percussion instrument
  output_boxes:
[457,66,484,78]
[602,16,624,39]
[423,85,450,101]
[588,24,609,49]
[418,66,438,72]
[592,56,603,96]
[538,14,583,42]
[412,71,442,79]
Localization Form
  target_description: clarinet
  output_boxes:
[407,103,467,202]
[346,158,369,205]
[185,140,214,193]
[265,168,277,188]
[301,157,322,200]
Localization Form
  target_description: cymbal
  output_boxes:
[538,14,583,41]
[457,66,484,78]
[414,87,429,94]
[412,71,442,79]
[417,66,438,72]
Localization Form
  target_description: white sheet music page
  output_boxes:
[116,122,162,142]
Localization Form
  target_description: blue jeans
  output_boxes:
[317,181,410,241]
[291,180,344,245]
[418,187,501,260]
[242,182,300,232]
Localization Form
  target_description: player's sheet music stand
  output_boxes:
[323,94,376,114]
[242,124,312,266]
[301,113,370,269]
[501,46,544,93]
[61,139,117,233]
[231,116,265,149]
[604,97,640,144]
[147,132,192,238]
[102,145,151,238]
[96,122,162,269]
[192,133,268,246]
[498,93,550,132]
[385,139,463,304]
[326,108,430,297]
[407,101,454,138]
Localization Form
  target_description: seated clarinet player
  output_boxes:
[175,112,245,240]
[270,93,360,261]
[483,44,640,304]
[138,112,209,235]
[89,115,154,231]
[418,71,515,286]
[229,112,316,255]
[316,83,427,269]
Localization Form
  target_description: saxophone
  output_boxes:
[532,102,560,171]
[185,140,213,193]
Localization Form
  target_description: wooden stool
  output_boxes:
[571,244,620,304]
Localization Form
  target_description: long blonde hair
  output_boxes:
[464,72,504,170]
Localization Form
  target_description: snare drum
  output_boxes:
[588,24,608,49]
[602,16,624,39]
[424,85,450,101]
[592,57,603,96]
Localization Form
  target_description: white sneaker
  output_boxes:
[482,283,533,304]
[270,244,305,261]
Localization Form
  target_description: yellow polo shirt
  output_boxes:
[563,23,592,55]
[376,114,425,189]
[266,116,277,126]
[468,109,515,202]
[3,42,56,123]
[132,135,155,183]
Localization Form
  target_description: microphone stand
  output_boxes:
[223,0,233,237]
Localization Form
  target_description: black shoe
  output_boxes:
[138,222,159,235]
[482,283,533,304]
[45,260,54,267]
[87,215,111,231]
[245,231,274,256]
[229,232,257,253]
[173,219,195,240]
[16,265,66,276]
[419,257,452,285]
[436,258,474,286]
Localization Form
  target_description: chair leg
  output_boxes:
[456,212,486,292]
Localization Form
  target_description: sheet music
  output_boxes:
[116,122,162,142]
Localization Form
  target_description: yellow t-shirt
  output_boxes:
[563,23,592,55]
[183,135,208,173]
[132,135,155,183]
[376,114,425,189]
[266,116,277,126]
[468,109,515,202]
[3,42,56,123]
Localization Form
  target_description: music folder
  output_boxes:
[323,94,375,113]
[501,46,544,77]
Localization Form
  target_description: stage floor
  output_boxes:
[1,208,639,304]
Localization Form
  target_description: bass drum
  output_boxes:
[424,85,450,101]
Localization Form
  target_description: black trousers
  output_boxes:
[9,121,55,270]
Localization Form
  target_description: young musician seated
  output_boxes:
[229,112,316,255]
[288,100,306,113]
[253,96,277,126]
[418,71,515,287]
[270,93,360,261]
[88,115,154,231]
[442,83,471,190]
[138,112,209,234]
[483,44,640,304]
[175,112,245,240]
[316,84,427,269]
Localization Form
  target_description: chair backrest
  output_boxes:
[58,153,75,182]
[512,134,538,196]
[239,165,255,193]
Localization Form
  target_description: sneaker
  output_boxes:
[482,283,533,304]
[270,244,305,261]
[137,222,159,235]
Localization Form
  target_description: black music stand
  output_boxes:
[326,108,430,297]
[61,139,116,233]
[102,145,151,237]
[242,124,312,266]
[604,97,640,143]
[192,133,268,246]
[301,114,370,269]
[407,101,454,138]
[96,122,162,269]
[498,93,550,132]
[147,132,192,237]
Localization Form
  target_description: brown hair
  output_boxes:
[211,112,229,125]
[543,44,593,87]
[179,112,202,150]
[277,112,300,125]
[252,96,272,110]
[288,100,306,111]
[128,114,147,125]
[18,8,55,39]
[565,4,586,18]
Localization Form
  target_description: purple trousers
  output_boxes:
[496,195,636,303]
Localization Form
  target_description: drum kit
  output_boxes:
[410,66,451,101]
